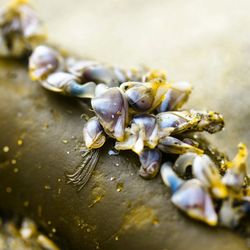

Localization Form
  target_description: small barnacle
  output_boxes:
[67,59,147,86]
[91,87,128,141]
[161,162,218,226]
[29,45,64,81]
[41,72,96,98]
[193,154,228,199]
[157,81,192,112]
[66,58,98,78]
[120,82,154,113]
[222,143,248,191]
[122,71,187,114]
[67,59,127,87]
[174,153,228,199]
[81,64,126,87]
[115,114,159,154]
[83,117,106,149]
[196,111,225,134]
[139,148,162,179]
[125,66,148,82]
[172,179,218,226]
[143,69,167,82]
[157,110,224,135]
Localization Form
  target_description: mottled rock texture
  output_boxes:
[0,0,250,249]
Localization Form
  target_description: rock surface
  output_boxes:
[0,0,250,249]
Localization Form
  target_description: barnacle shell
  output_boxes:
[157,81,192,112]
[161,162,218,227]
[157,112,188,135]
[161,162,184,192]
[158,136,203,155]
[173,152,197,176]
[157,110,224,135]
[133,114,159,149]
[91,87,128,141]
[219,200,245,228]
[0,0,46,57]
[18,1,46,43]
[125,66,147,82]
[115,124,140,152]
[222,143,248,191]
[41,72,96,98]
[29,45,63,81]
[193,154,228,199]
[78,64,126,86]
[115,114,159,154]
[120,82,154,112]
[171,179,218,226]
[139,149,162,179]
[173,153,228,198]
[196,111,225,134]
[66,58,97,78]
[143,69,167,82]
[83,117,106,149]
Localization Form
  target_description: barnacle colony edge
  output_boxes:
[1,0,249,229]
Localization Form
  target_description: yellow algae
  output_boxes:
[121,205,157,231]
[74,216,96,232]
[89,185,105,208]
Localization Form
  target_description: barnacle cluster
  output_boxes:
[0,0,46,57]
[1,0,249,229]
